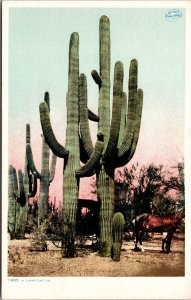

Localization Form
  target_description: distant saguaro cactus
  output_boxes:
[76,16,143,256]
[39,33,104,257]
[8,165,37,239]
[111,212,125,261]
[26,95,57,223]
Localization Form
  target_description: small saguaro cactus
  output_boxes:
[26,95,57,223]
[8,165,37,239]
[39,32,104,257]
[8,165,18,239]
[76,15,143,256]
[111,212,125,261]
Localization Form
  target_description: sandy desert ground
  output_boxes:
[8,233,185,277]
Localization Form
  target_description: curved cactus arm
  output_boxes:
[18,170,27,205]
[12,168,26,204]
[26,144,41,179]
[126,88,143,160]
[39,102,69,158]
[12,167,19,198]
[88,109,99,122]
[104,61,124,160]
[76,133,104,178]
[79,135,89,164]
[117,88,143,167]
[91,69,102,88]
[118,92,127,148]
[49,153,57,183]
[79,73,94,158]
[116,59,139,165]
[29,171,38,198]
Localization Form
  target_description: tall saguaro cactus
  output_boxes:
[77,16,143,256]
[26,95,57,223]
[39,33,104,257]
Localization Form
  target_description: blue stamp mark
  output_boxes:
[165,9,182,22]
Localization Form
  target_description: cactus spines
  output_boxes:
[111,212,125,261]
[26,93,57,223]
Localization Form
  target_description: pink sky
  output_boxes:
[8,8,185,206]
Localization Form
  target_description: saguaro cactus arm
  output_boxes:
[79,136,89,164]
[12,168,26,205]
[91,69,102,88]
[127,89,143,159]
[79,73,94,158]
[116,59,143,167]
[28,171,38,198]
[104,61,124,160]
[117,88,143,168]
[49,153,57,183]
[88,109,99,122]
[76,133,104,178]
[25,123,41,179]
[26,144,42,178]
[118,92,127,148]
[39,102,69,158]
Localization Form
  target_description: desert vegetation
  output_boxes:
[8,14,185,276]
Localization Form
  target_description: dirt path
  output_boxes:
[8,235,185,277]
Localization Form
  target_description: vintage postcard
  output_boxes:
[1,0,191,299]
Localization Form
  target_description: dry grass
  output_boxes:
[8,233,185,277]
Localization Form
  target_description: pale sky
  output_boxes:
[8,7,185,203]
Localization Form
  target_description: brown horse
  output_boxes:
[133,211,184,253]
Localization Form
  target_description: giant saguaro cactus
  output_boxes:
[26,96,57,223]
[39,33,104,257]
[76,16,143,256]
[8,165,37,239]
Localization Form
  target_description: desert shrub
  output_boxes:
[29,220,49,251]
[8,247,23,264]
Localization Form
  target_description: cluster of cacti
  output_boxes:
[8,15,143,260]
[39,16,143,258]
[26,92,57,223]
[111,212,125,261]
[8,164,37,239]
